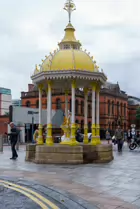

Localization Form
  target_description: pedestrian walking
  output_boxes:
[6,122,19,160]
[105,130,111,144]
[115,126,124,152]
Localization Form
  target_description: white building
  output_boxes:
[0,87,12,116]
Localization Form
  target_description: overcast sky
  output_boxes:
[0,0,139,99]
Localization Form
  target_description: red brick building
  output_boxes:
[0,116,9,135]
[21,82,128,133]
[128,96,140,129]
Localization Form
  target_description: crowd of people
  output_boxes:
[105,125,140,152]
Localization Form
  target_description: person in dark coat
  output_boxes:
[115,126,124,152]
[6,122,19,160]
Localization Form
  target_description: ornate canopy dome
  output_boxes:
[34,1,100,75]
[41,49,96,72]
[39,22,98,73]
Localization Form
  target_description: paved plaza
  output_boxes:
[0,143,140,208]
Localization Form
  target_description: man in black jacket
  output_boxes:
[7,122,19,160]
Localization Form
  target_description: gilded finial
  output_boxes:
[42,59,44,63]
[64,0,76,23]
[35,64,39,71]
[45,55,48,58]
[34,64,40,74]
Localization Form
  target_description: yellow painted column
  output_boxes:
[90,83,97,145]
[83,88,88,144]
[46,81,53,146]
[70,80,79,146]
[96,85,101,144]
[37,84,44,145]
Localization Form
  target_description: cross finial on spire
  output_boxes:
[64,0,76,23]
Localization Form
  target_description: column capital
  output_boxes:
[65,90,69,95]
[71,80,76,88]
[38,84,44,91]
[96,84,101,92]
[91,82,96,91]
[84,88,88,94]
[47,80,52,86]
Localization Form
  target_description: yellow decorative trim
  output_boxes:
[90,124,97,145]
[38,84,44,91]
[84,88,88,94]
[83,124,88,144]
[37,124,44,145]
[91,83,96,91]
[71,80,76,89]
[69,123,79,146]
[47,81,52,91]
[95,124,101,145]
[96,84,100,93]
[46,123,53,146]
[65,90,69,96]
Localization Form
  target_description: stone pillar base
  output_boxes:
[25,144,36,161]
[34,145,83,164]
[25,144,113,164]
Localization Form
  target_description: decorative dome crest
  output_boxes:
[34,64,40,74]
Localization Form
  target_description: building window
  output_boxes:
[75,100,79,115]
[112,101,114,115]
[88,121,91,132]
[36,100,39,108]
[26,101,31,107]
[124,123,126,130]
[117,102,119,116]
[81,120,84,131]
[56,98,61,109]
[108,100,110,116]
[69,99,71,112]
[88,104,91,117]
[81,101,84,115]
[124,104,126,117]
[75,119,79,124]
[120,103,123,115]
[112,121,115,130]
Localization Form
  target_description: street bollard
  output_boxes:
[0,135,3,152]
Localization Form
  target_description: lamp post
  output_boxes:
[28,111,38,143]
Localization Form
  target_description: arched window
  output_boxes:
[56,98,61,109]
[124,104,126,117]
[26,101,31,107]
[81,120,84,130]
[108,100,110,116]
[36,100,39,108]
[117,102,119,116]
[69,99,71,112]
[81,101,84,115]
[120,103,123,116]
[75,100,79,115]
[112,121,115,130]
[124,123,126,130]
[88,104,91,118]
[75,119,79,124]
[112,101,114,115]
[88,121,91,132]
